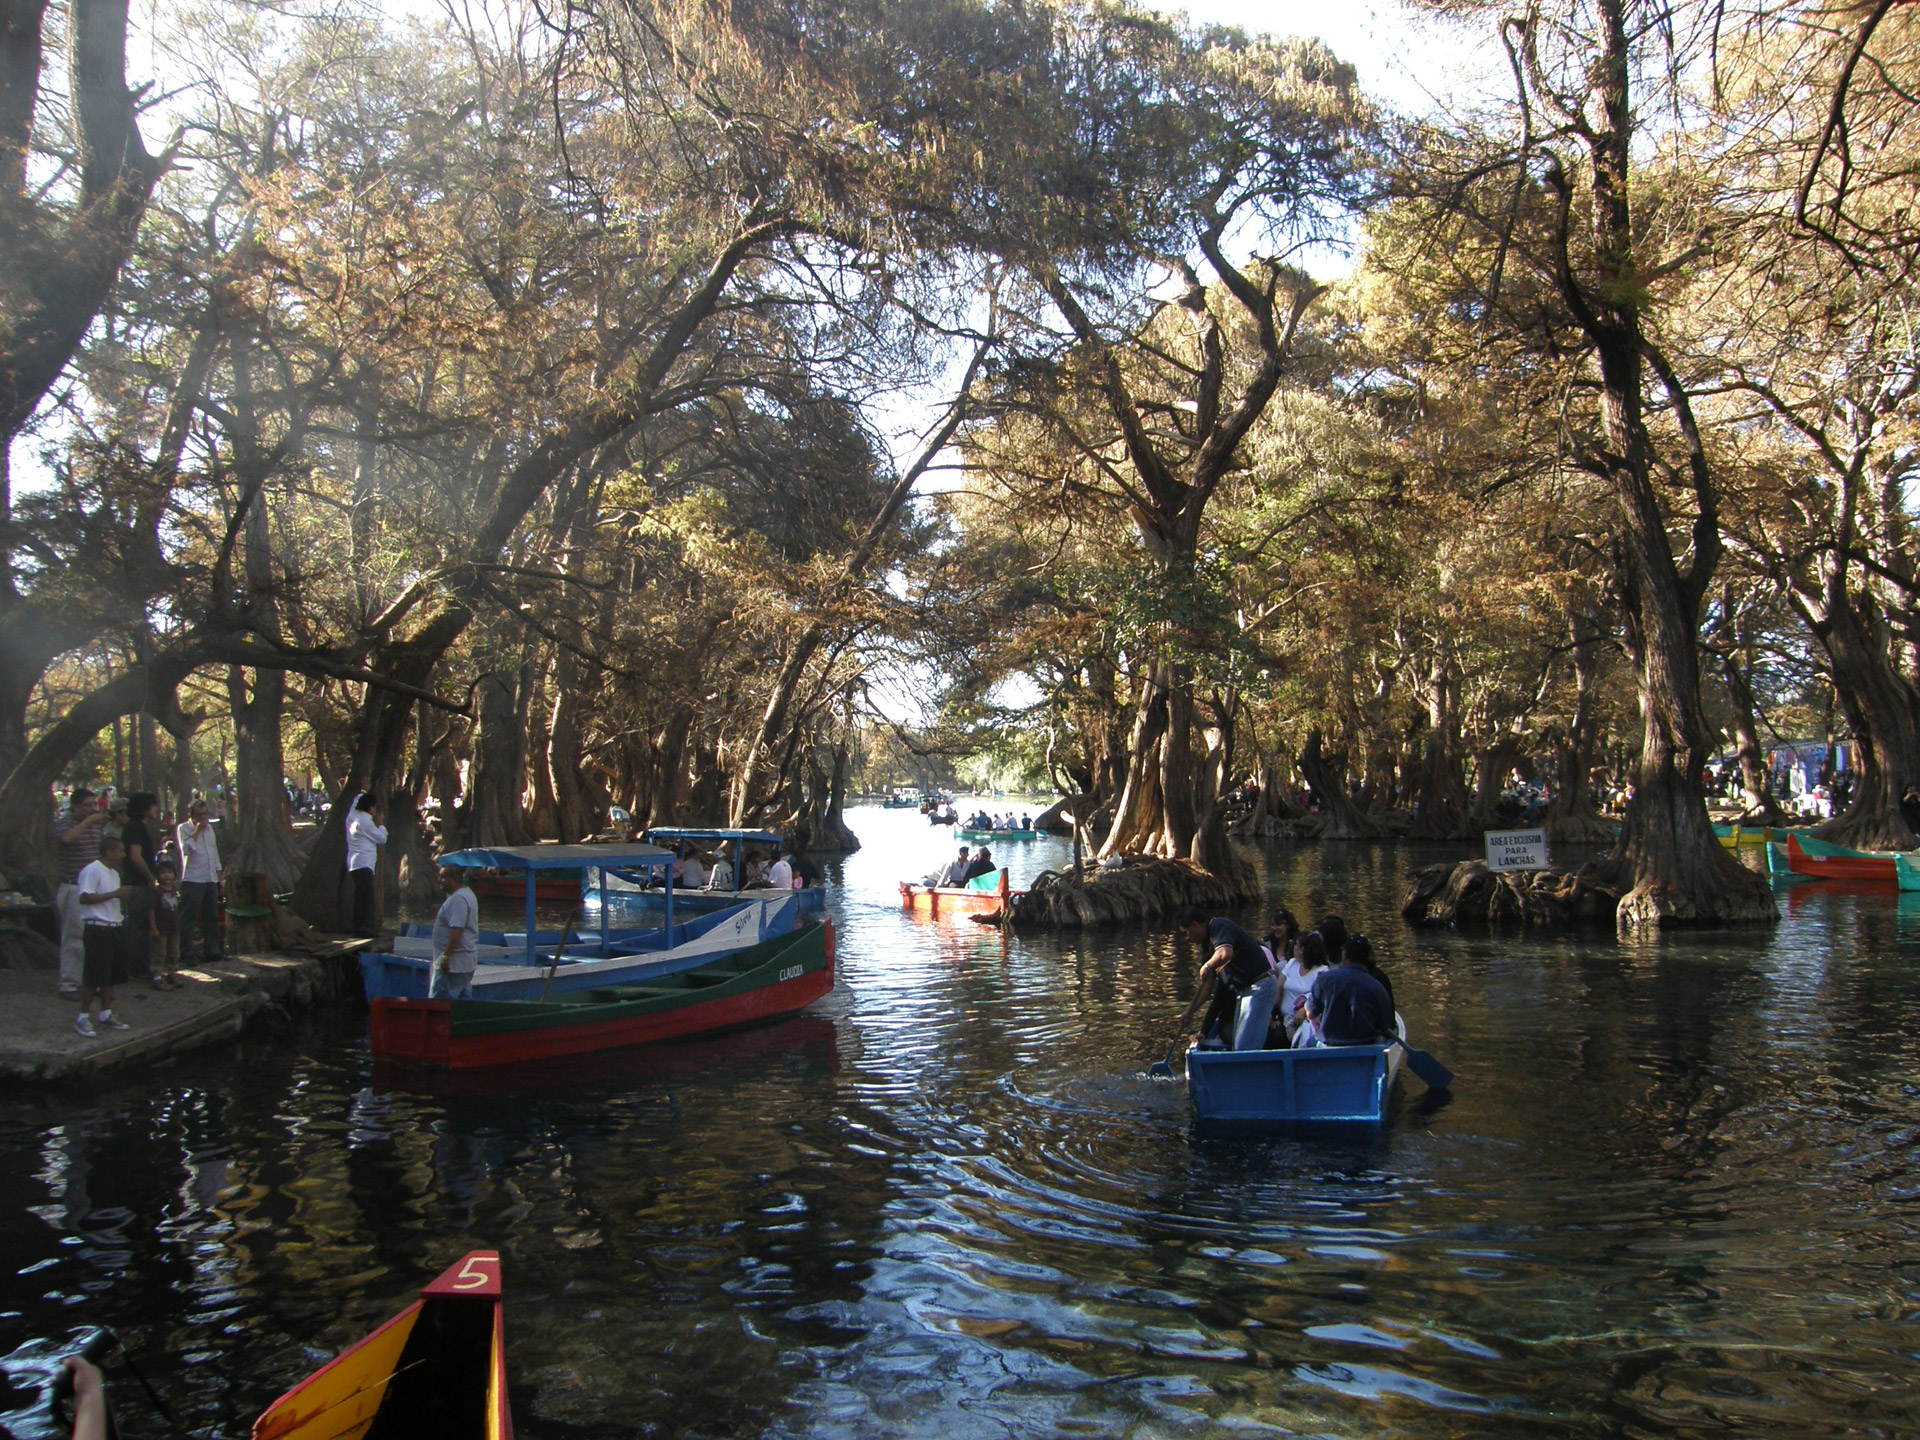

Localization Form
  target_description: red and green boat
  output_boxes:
[370,921,834,1069]
[1783,834,1900,884]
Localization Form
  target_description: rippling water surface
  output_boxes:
[4,809,1919,1438]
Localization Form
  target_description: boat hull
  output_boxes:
[899,872,1013,918]
[1897,853,1920,893]
[251,1251,510,1440]
[954,828,1037,842]
[1785,835,1898,883]
[1187,1019,1406,1126]
[370,922,835,1069]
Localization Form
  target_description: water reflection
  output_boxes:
[0,811,1916,1439]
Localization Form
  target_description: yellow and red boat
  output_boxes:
[251,1250,511,1440]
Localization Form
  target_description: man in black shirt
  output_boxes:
[1177,908,1278,1051]
[961,847,996,883]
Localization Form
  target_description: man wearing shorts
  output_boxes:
[74,836,132,1038]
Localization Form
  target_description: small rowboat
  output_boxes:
[899,868,1015,919]
[1186,1017,1406,1126]
[369,921,834,1069]
[1784,834,1898,884]
[955,828,1038,842]
[251,1250,510,1440]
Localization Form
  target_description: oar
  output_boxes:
[1147,970,1218,1078]
[1385,1034,1454,1090]
[537,907,582,1003]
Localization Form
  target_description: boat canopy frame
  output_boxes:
[642,828,784,894]
[435,843,678,965]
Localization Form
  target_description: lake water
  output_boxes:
[3,806,1918,1438]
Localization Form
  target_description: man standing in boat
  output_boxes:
[1178,909,1278,1051]
[430,864,481,1000]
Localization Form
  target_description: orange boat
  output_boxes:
[252,1250,511,1440]
[899,868,1015,919]
[1784,834,1898,884]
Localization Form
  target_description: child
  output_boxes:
[151,858,183,990]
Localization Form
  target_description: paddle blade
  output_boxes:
[1147,1060,1172,1079]
[1400,1045,1453,1091]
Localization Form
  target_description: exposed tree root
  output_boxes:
[1008,853,1257,930]
[1401,859,1621,929]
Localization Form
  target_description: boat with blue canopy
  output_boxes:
[358,843,803,1001]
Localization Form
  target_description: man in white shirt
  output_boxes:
[429,865,480,1000]
[706,844,735,891]
[345,793,388,937]
[175,798,223,962]
[766,852,794,890]
[676,846,707,890]
[74,836,132,1038]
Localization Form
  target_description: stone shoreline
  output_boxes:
[0,939,372,1084]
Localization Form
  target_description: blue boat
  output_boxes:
[361,897,802,1000]
[359,842,803,1001]
[1186,1018,1406,1125]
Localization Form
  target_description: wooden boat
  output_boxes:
[1896,852,1920,892]
[368,921,834,1069]
[955,827,1037,842]
[251,1250,510,1440]
[1784,834,1898,883]
[898,868,1014,918]
[361,896,799,1001]
[1187,1017,1406,1126]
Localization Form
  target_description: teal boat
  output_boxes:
[1898,853,1920,893]
[955,827,1037,842]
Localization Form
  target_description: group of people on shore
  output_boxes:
[53,788,227,1039]
[1179,907,1395,1054]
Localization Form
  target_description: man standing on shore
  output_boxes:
[55,789,107,1000]
[175,798,223,965]
[74,836,132,1037]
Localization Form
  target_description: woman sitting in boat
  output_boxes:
[1279,928,1334,1047]
[743,851,770,888]
[1301,936,1394,1046]
[1178,908,1278,1051]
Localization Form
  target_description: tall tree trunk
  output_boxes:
[1297,729,1381,839]
[1716,636,1788,827]
[1099,663,1170,857]
[1546,614,1615,844]
[1800,591,1920,849]
[1409,660,1470,839]
[451,672,534,849]
[227,667,305,891]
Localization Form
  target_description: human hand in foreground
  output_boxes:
[62,1356,107,1440]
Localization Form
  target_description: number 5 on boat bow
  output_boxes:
[251,1250,511,1440]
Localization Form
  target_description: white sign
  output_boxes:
[1485,828,1550,872]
